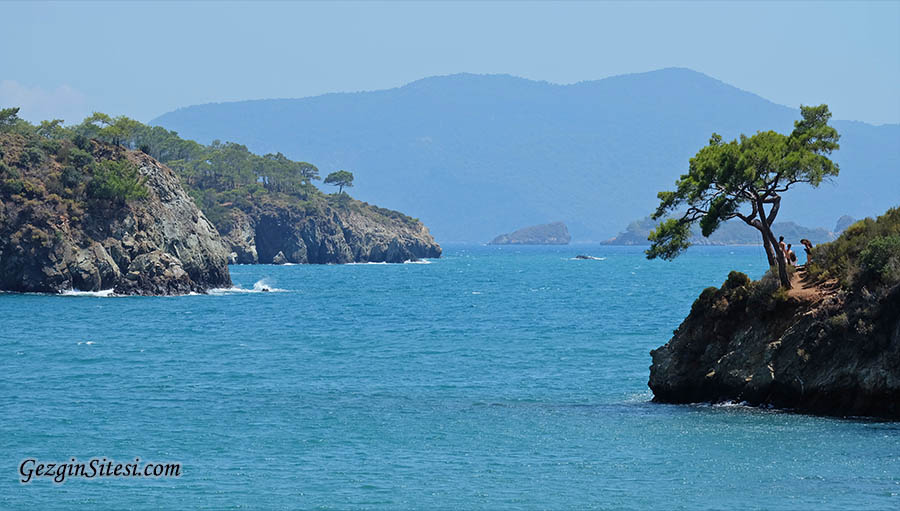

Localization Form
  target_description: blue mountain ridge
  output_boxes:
[152,68,900,243]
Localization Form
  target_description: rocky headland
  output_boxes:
[221,197,441,264]
[0,133,231,295]
[489,222,571,245]
[1,111,442,296]
[649,209,900,419]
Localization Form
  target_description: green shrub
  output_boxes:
[72,134,92,151]
[828,312,849,329]
[748,268,780,307]
[808,207,900,289]
[60,165,84,188]
[39,138,61,155]
[860,235,900,285]
[68,147,94,169]
[87,160,147,203]
[0,160,15,178]
[772,287,790,303]
[725,270,750,289]
[18,146,44,167]
[1,178,26,195]
[691,286,720,314]
[700,286,718,301]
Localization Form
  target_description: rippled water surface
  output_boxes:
[3,245,897,509]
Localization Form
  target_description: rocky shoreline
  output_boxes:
[1,132,441,295]
[0,141,231,295]
[648,269,900,419]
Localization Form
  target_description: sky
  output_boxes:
[1,1,898,125]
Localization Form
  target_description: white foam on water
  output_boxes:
[404,259,432,264]
[711,400,752,408]
[207,279,287,295]
[61,289,117,297]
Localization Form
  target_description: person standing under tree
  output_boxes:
[787,244,798,267]
[800,239,814,265]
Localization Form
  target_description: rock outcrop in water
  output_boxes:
[649,209,900,418]
[0,135,231,295]
[488,222,571,245]
[221,198,441,264]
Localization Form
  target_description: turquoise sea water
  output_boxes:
[2,245,898,510]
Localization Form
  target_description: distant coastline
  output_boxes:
[488,222,571,245]
[602,216,852,247]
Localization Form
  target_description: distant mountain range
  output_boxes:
[152,68,900,243]
[601,216,854,247]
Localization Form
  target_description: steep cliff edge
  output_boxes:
[0,133,231,295]
[220,196,441,264]
[649,208,900,419]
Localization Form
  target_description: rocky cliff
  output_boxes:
[0,135,231,295]
[649,209,900,418]
[488,222,571,245]
[220,197,441,264]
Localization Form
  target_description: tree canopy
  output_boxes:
[62,114,323,196]
[324,170,354,194]
[0,106,343,229]
[0,107,20,130]
[647,104,840,288]
[87,159,148,203]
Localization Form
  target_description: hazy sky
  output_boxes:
[2,1,898,125]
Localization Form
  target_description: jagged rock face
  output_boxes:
[649,273,900,419]
[0,146,231,295]
[225,209,258,264]
[114,251,195,296]
[221,202,441,264]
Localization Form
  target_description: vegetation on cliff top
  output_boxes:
[0,107,420,235]
[0,108,148,237]
[690,206,899,352]
[806,207,900,293]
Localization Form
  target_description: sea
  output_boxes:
[2,245,897,510]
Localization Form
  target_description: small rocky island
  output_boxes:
[488,222,571,245]
[649,208,900,419]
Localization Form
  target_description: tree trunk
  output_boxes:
[762,237,776,266]
[741,217,776,266]
[756,198,791,289]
